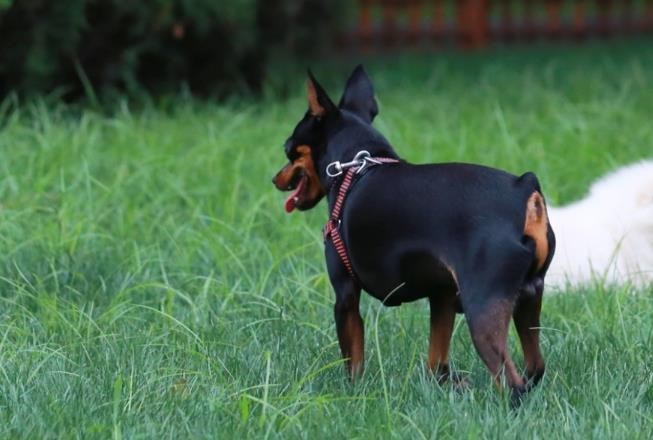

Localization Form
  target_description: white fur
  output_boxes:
[546,160,653,290]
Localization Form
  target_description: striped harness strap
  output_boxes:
[323,153,400,278]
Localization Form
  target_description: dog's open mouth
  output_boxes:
[284,173,308,213]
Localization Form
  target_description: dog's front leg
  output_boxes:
[326,248,364,380]
[334,286,363,380]
[427,293,458,382]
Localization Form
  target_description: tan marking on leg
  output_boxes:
[524,191,549,271]
[427,297,456,372]
[514,288,545,386]
[344,312,364,378]
[335,293,365,380]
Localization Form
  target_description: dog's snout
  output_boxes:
[272,164,295,190]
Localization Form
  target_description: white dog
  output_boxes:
[546,160,653,290]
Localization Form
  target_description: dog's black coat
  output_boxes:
[273,66,555,404]
[338,162,547,306]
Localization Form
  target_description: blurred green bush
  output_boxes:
[0,0,346,100]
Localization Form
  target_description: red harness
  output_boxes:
[323,155,400,278]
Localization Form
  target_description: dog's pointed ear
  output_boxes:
[307,69,337,118]
[338,65,378,123]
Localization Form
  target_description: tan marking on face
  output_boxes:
[295,145,324,201]
[523,191,549,272]
[307,79,325,117]
[296,145,311,155]
[273,162,295,190]
[272,145,325,205]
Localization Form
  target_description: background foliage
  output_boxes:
[0,0,346,100]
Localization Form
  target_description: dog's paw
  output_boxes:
[509,384,529,409]
[446,371,472,392]
[521,368,545,390]
[430,365,471,391]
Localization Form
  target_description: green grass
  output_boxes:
[1,40,653,438]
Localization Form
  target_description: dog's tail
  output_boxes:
[545,160,653,290]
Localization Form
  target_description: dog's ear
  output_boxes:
[338,65,378,123]
[307,70,337,118]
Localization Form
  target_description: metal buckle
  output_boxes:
[326,150,375,177]
[326,161,344,177]
[356,153,382,174]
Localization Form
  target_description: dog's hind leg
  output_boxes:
[458,246,533,404]
[514,278,545,389]
[514,222,554,389]
[462,292,525,401]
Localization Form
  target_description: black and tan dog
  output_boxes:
[272,66,555,403]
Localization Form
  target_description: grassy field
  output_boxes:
[1,40,653,438]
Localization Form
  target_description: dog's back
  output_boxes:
[344,162,551,303]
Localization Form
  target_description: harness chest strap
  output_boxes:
[323,156,400,278]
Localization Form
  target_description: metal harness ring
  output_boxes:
[326,150,376,177]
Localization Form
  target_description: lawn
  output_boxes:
[1,40,653,438]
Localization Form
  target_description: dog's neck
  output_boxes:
[318,141,400,209]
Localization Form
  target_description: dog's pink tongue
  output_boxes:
[284,176,306,213]
[284,192,297,213]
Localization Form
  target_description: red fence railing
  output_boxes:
[339,0,653,50]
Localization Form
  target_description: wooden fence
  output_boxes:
[338,0,653,50]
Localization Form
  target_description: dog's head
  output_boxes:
[272,65,385,213]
